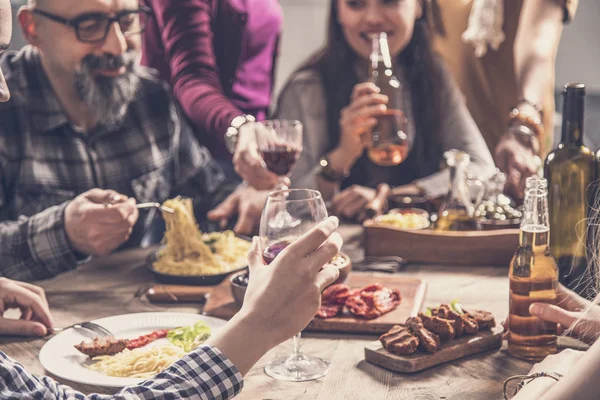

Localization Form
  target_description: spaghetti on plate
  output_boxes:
[87,344,185,378]
[152,197,250,276]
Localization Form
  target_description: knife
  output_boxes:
[145,285,210,303]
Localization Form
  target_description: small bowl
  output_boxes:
[375,208,431,230]
[229,252,353,308]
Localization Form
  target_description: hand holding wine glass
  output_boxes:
[259,189,341,381]
[254,120,302,189]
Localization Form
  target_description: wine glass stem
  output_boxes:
[292,332,303,356]
[275,177,289,191]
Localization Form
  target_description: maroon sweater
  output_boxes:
[142,0,282,159]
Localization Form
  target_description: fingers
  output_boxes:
[529,303,577,329]
[236,151,279,190]
[0,280,53,329]
[233,206,255,236]
[207,192,239,228]
[287,216,339,259]
[247,237,264,272]
[348,93,388,112]
[558,284,592,311]
[315,264,341,293]
[0,318,48,337]
[351,82,380,100]
[84,189,126,205]
[86,197,137,223]
[13,281,49,309]
[309,232,344,270]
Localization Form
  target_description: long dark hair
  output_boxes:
[288,0,444,178]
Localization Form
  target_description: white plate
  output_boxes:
[39,312,227,388]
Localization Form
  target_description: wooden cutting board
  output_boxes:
[364,326,503,373]
[203,272,427,334]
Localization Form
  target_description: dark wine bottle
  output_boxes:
[544,83,596,297]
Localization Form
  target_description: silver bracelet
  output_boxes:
[503,371,563,399]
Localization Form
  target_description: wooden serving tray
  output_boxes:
[204,272,428,335]
[363,220,519,266]
[365,326,503,373]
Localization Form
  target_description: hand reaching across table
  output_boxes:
[0,278,53,337]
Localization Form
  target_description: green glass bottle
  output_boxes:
[544,83,596,297]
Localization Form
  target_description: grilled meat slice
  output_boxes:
[388,336,419,355]
[74,337,129,357]
[418,312,455,341]
[462,314,479,334]
[316,303,344,319]
[463,309,496,330]
[379,325,419,355]
[406,316,440,353]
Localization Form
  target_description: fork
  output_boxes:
[51,322,113,338]
[136,202,175,214]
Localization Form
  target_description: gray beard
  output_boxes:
[74,56,142,128]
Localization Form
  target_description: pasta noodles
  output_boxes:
[376,212,430,230]
[152,197,250,276]
[87,344,186,378]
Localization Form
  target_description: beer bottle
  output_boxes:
[367,32,409,167]
[508,176,558,361]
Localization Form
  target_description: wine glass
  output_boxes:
[255,119,303,190]
[260,189,330,382]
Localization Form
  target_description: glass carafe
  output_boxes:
[436,150,484,231]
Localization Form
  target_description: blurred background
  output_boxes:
[8,0,600,149]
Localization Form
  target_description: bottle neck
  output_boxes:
[521,188,550,231]
[561,93,585,146]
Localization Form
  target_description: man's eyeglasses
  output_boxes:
[32,6,152,44]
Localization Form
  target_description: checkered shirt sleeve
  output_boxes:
[0,345,243,400]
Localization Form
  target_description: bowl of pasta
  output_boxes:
[373,208,431,230]
[146,197,252,286]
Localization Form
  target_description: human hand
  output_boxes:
[511,349,584,400]
[529,284,600,345]
[242,217,343,344]
[338,83,387,163]
[331,185,376,221]
[64,189,138,256]
[495,131,538,202]
[206,217,343,375]
[207,185,268,235]
[233,123,279,190]
[0,278,53,337]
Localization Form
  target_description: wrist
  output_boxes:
[329,147,360,174]
[225,114,256,154]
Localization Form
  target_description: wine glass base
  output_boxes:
[264,354,330,382]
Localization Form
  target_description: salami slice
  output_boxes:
[316,303,344,319]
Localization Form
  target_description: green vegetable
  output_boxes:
[423,307,433,317]
[450,300,464,314]
[168,321,212,352]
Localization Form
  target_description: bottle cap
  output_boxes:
[563,83,586,96]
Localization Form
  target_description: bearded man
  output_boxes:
[0,0,267,281]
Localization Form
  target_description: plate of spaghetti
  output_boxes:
[148,197,251,285]
[39,312,227,388]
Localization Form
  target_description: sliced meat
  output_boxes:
[388,335,419,355]
[379,325,413,348]
[463,309,496,330]
[316,303,344,319]
[462,314,479,334]
[437,305,465,338]
[418,313,455,341]
[74,337,129,357]
[379,325,419,355]
[373,287,402,314]
[322,284,352,305]
[406,316,440,353]
[126,329,169,350]
[346,294,381,319]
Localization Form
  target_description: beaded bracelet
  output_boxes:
[508,108,544,139]
[503,371,563,399]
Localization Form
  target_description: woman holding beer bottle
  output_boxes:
[276,0,494,221]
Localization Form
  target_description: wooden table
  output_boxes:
[0,225,534,399]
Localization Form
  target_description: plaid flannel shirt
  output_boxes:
[0,46,231,282]
[0,345,243,399]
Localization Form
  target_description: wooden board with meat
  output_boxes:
[203,272,427,335]
[364,305,503,373]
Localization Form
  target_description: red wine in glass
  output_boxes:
[260,145,301,177]
[262,240,292,265]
